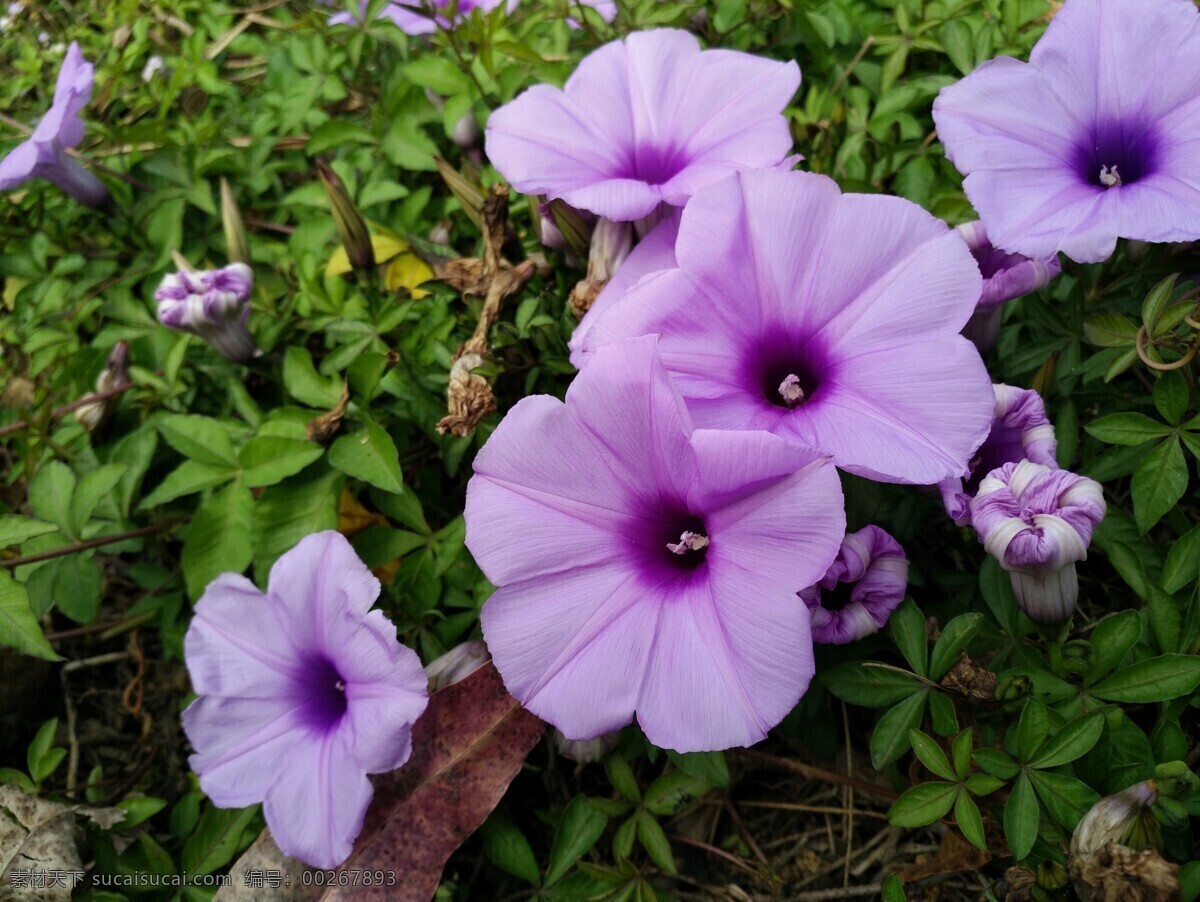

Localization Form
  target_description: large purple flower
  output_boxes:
[182,532,429,869]
[799,526,908,645]
[0,42,109,209]
[932,0,1200,263]
[329,0,518,33]
[939,384,1058,526]
[466,336,845,752]
[485,29,800,221]
[579,170,995,485]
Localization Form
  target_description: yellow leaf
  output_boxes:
[386,252,435,299]
[325,233,410,276]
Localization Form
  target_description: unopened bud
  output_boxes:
[1071,780,1159,858]
[1152,761,1199,798]
[317,160,374,272]
[452,112,481,150]
[1060,640,1093,675]
[995,674,1030,703]
[74,342,129,432]
[542,198,592,256]
[425,640,491,691]
[220,178,250,265]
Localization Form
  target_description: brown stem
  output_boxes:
[0,522,180,570]
[735,749,900,801]
[666,833,762,879]
[0,380,138,437]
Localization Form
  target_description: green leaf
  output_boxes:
[157,414,238,467]
[238,436,324,488]
[1028,712,1104,769]
[1083,313,1138,348]
[965,773,1005,796]
[870,690,928,769]
[117,797,168,829]
[482,814,540,885]
[1085,412,1172,446]
[0,516,59,548]
[822,661,924,707]
[882,873,907,902]
[546,796,608,886]
[928,689,959,737]
[182,481,253,602]
[1154,371,1190,425]
[635,811,676,875]
[306,120,376,155]
[887,781,957,826]
[643,770,711,816]
[181,805,259,875]
[282,347,344,408]
[939,19,975,73]
[26,553,103,623]
[253,465,342,582]
[27,718,58,780]
[929,613,983,680]
[1029,770,1098,830]
[1090,654,1200,702]
[329,421,405,494]
[1086,610,1142,680]
[1162,523,1200,593]
[980,556,1029,637]
[139,460,238,508]
[27,461,76,534]
[1148,586,1182,654]
[612,816,636,861]
[909,729,957,781]
[0,571,60,660]
[1131,436,1188,533]
[1104,347,1141,383]
[605,755,641,804]
[1004,772,1039,861]
[954,791,987,850]
[1016,699,1050,763]
[405,56,472,95]
[890,598,927,676]
[974,748,1020,780]
[665,750,729,791]
[951,729,973,781]
[1142,273,1179,336]
[70,464,127,534]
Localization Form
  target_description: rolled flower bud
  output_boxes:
[552,728,621,764]
[425,640,491,691]
[220,178,250,265]
[316,160,374,273]
[799,526,908,644]
[568,218,633,317]
[940,384,1058,526]
[155,263,258,363]
[74,341,129,432]
[956,221,1062,354]
[970,461,1105,625]
[1071,780,1159,859]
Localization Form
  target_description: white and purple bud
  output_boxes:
[1071,780,1159,859]
[452,112,482,150]
[552,728,621,764]
[799,526,908,645]
[956,221,1061,353]
[940,384,1059,526]
[425,640,491,691]
[74,341,129,433]
[141,55,166,83]
[971,461,1106,624]
[0,43,110,209]
[155,263,258,363]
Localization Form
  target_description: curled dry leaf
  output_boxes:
[1069,843,1181,902]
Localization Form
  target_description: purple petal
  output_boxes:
[0,140,38,189]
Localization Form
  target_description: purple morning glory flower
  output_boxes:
[932,0,1200,263]
[155,263,258,363]
[939,384,1059,526]
[799,526,908,645]
[956,221,1062,353]
[182,531,429,869]
[466,336,845,752]
[0,42,109,209]
[485,29,801,222]
[579,170,995,485]
[970,461,1106,624]
[329,0,518,33]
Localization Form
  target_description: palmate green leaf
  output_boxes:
[1142,273,1180,336]
[25,553,103,624]
[546,797,608,886]
[70,464,127,534]
[157,414,239,468]
[890,598,927,676]
[909,729,956,781]
[27,460,76,534]
[1084,412,1172,446]
[951,729,973,781]
[1016,698,1050,763]
[1161,523,1200,593]
[0,571,60,661]
[238,436,324,488]
[822,660,925,707]
[1004,772,1039,861]
[0,516,59,548]
[1029,770,1098,831]
[939,19,975,74]
[1028,712,1104,769]
[182,481,253,602]
[1086,610,1143,681]
[329,421,405,495]
[928,689,959,737]
[887,781,957,827]
[1089,654,1200,702]
[613,816,636,861]
[965,773,1005,796]
[665,750,729,790]
[252,465,343,583]
[1153,371,1190,425]
[1131,436,1190,534]
[1147,586,1182,655]
[605,755,641,804]
[282,347,344,408]
[974,748,1020,780]
[954,791,987,851]
[139,460,239,509]
[481,814,540,885]
[1083,313,1138,348]
[181,805,259,876]
[635,811,676,875]
[929,613,983,680]
[870,690,928,769]
[643,770,711,816]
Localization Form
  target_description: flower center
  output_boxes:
[778,373,806,407]
[762,361,819,409]
[1075,120,1159,189]
[1099,165,1122,188]
[666,530,709,555]
[298,656,350,730]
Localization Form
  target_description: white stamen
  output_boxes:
[778,373,806,405]
[1099,165,1122,188]
[667,531,709,555]
[335,680,346,691]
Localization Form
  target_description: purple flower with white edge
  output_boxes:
[466,336,845,752]
[182,531,429,869]
[970,461,1106,624]
[939,384,1059,526]
[580,170,995,485]
[932,0,1200,263]
[957,221,1062,353]
[329,0,518,33]
[0,42,109,209]
[155,263,258,363]
[799,526,908,645]
[486,29,800,222]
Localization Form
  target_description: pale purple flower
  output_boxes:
[485,29,800,221]
[799,526,908,645]
[155,263,258,363]
[970,461,1106,624]
[466,336,845,752]
[932,0,1200,263]
[0,42,109,209]
[425,640,491,690]
[329,0,518,33]
[956,221,1062,352]
[182,531,429,869]
[939,384,1058,526]
[579,170,995,485]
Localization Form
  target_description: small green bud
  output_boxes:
[316,160,374,272]
[1152,760,1199,798]
[995,674,1030,703]
[220,178,250,265]
[1059,639,1092,675]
